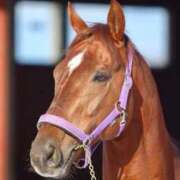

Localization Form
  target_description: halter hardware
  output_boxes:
[74,142,97,180]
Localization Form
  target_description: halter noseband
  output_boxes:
[37,44,134,169]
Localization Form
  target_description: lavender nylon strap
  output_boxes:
[88,109,121,140]
[38,114,88,142]
[38,109,120,142]
[119,46,133,109]
[38,109,121,169]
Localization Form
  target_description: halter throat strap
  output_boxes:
[37,44,134,168]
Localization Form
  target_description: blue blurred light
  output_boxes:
[15,1,62,65]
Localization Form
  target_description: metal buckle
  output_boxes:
[120,110,127,124]
[115,101,123,113]
[115,101,128,123]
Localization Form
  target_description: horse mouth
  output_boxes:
[30,149,76,179]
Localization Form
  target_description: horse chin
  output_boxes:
[31,153,75,179]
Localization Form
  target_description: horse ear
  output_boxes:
[68,2,88,33]
[107,0,125,41]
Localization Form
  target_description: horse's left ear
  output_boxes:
[68,2,88,34]
[107,0,125,41]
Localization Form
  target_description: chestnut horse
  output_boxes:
[30,0,179,179]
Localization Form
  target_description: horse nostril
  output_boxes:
[45,143,63,168]
[30,140,63,170]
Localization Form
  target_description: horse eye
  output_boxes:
[93,72,111,82]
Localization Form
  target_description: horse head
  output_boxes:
[30,0,135,179]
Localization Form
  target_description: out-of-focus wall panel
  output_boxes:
[0,8,8,180]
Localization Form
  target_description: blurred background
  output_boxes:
[0,0,179,179]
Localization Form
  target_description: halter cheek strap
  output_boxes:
[37,44,134,169]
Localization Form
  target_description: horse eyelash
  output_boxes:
[93,71,111,82]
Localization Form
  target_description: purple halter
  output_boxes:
[37,45,134,168]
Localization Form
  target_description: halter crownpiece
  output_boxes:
[37,43,134,169]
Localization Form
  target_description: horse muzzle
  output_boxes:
[30,137,75,179]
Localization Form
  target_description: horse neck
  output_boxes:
[102,48,175,180]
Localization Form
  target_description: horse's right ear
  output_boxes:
[68,2,88,34]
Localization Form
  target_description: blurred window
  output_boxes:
[15,1,62,65]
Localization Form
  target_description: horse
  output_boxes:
[30,0,179,179]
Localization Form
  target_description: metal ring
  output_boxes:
[114,101,128,122]
[83,138,91,146]
[115,101,124,113]
[120,110,128,123]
